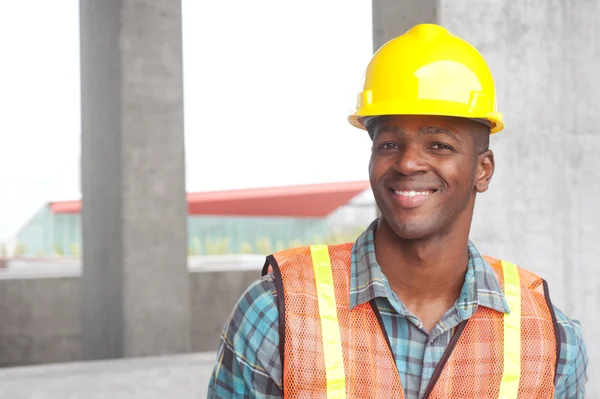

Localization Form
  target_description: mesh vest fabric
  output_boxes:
[266,243,403,398]
[426,256,557,398]
[265,244,557,398]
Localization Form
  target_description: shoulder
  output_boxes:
[553,305,588,394]
[222,273,280,340]
[507,262,588,391]
[484,257,588,392]
[211,273,282,391]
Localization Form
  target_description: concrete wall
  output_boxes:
[440,1,599,392]
[0,276,81,367]
[0,257,264,367]
[0,352,215,398]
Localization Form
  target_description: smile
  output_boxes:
[388,188,437,208]
[393,190,434,197]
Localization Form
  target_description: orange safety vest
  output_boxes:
[262,243,559,399]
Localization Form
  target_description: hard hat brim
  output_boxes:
[348,112,504,134]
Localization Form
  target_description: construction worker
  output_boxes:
[207,24,588,398]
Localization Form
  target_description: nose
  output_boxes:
[392,143,428,176]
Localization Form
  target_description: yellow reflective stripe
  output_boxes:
[310,245,346,399]
[498,260,522,399]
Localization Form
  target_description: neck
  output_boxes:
[373,218,470,303]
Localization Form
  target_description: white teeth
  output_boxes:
[394,190,432,197]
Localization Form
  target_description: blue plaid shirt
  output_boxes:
[207,220,588,398]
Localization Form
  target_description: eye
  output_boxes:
[430,143,454,151]
[379,142,399,151]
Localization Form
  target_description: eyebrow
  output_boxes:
[376,125,405,135]
[374,125,461,142]
[418,126,461,142]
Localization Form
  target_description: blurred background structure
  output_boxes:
[0,0,598,397]
[7,181,373,258]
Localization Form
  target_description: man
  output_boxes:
[207,24,588,398]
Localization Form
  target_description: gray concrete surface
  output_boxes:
[0,352,216,398]
[0,257,264,367]
[79,0,191,360]
[372,0,436,50]
[374,0,598,396]
[440,1,599,395]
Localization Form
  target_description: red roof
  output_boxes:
[49,181,370,218]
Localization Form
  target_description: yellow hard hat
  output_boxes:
[348,24,504,133]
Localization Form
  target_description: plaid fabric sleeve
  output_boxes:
[553,306,589,398]
[206,274,283,399]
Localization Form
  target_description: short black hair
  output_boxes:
[471,121,490,154]
[364,117,380,140]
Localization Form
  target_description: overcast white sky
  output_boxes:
[0,1,373,240]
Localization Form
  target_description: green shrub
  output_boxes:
[240,242,255,254]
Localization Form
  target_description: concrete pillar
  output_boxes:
[372,0,436,50]
[373,0,598,394]
[79,0,191,360]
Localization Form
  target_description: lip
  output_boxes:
[387,182,440,192]
[388,187,437,209]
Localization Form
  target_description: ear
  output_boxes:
[475,150,495,193]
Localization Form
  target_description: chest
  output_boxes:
[371,297,557,399]
[375,298,458,399]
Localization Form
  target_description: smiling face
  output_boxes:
[368,114,495,241]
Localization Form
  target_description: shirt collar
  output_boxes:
[349,219,511,317]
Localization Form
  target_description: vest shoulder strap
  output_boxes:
[484,255,561,386]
